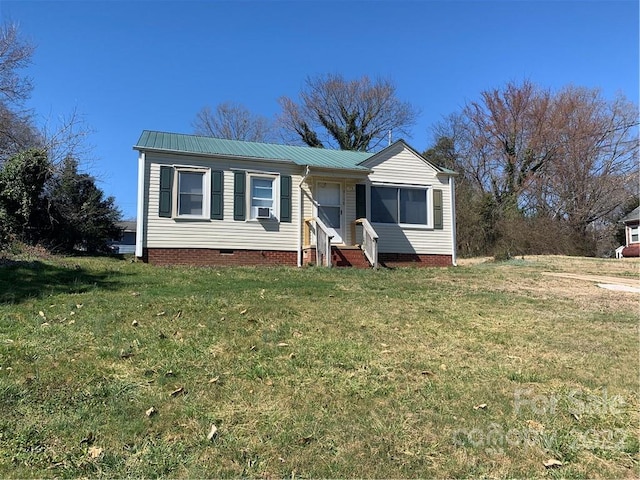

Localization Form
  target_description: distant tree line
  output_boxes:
[0,23,121,253]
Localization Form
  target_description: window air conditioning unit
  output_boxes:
[257,207,271,219]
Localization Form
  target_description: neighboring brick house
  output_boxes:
[620,206,640,258]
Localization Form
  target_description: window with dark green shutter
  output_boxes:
[233,171,246,221]
[355,184,366,219]
[159,166,173,217]
[280,175,292,222]
[433,189,443,230]
[211,170,223,220]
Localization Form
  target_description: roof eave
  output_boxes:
[304,165,372,175]
[134,145,373,173]
[133,145,300,167]
[436,169,459,177]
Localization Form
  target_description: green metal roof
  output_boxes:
[134,130,372,171]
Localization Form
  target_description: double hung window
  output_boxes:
[177,171,205,216]
[250,176,275,219]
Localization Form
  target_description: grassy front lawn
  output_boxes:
[0,255,638,478]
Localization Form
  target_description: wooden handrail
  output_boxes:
[355,218,378,268]
[355,218,379,240]
[305,217,334,267]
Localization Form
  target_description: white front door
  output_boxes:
[316,181,343,244]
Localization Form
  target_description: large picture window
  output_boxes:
[371,186,428,225]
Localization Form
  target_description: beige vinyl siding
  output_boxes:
[301,180,314,246]
[364,143,441,185]
[362,144,454,255]
[145,153,301,251]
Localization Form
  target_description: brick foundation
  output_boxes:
[142,247,452,268]
[378,252,452,268]
[143,248,297,267]
[303,247,452,268]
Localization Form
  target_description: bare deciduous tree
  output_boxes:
[0,23,34,104]
[430,80,639,256]
[0,23,38,163]
[456,80,556,211]
[278,74,418,152]
[542,87,639,253]
[39,108,95,167]
[0,103,39,161]
[193,102,273,143]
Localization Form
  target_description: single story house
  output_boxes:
[619,206,639,258]
[133,131,457,268]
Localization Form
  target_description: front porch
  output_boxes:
[303,217,379,268]
[302,216,453,268]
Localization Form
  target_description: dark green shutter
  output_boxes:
[233,171,246,221]
[355,184,366,219]
[159,166,173,218]
[433,189,443,230]
[280,175,292,222]
[211,170,223,220]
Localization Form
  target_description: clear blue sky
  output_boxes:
[1,0,638,219]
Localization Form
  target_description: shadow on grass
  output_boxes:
[0,259,121,303]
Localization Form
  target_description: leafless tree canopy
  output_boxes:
[192,102,273,143]
[524,87,638,236]
[0,23,34,105]
[431,80,639,256]
[278,74,418,152]
[40,108,95,167]
[0,103,40,161]
[0,23,37,163]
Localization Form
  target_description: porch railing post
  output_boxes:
[312,217,334,267]
[355,218,379,268]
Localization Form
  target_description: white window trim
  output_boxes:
[630,225,639,244]
[368,183,433,229]
[173,166,211,220]
[247,172,279,221]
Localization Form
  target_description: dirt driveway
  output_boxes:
[458,255,640,296]
[541,272,640,291]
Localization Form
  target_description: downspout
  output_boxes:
[135,151,145,259]
[297,165,311,267]
[449,175,457,266]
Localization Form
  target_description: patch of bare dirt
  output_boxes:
[541,272,640,288]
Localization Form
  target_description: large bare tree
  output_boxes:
[0,23,34,104]
[541,86,638,248]
[431,80,639,256]
[278,74,418,152]
[0,23,38,163]
[192,102,273,143]
[453,80,557,212]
